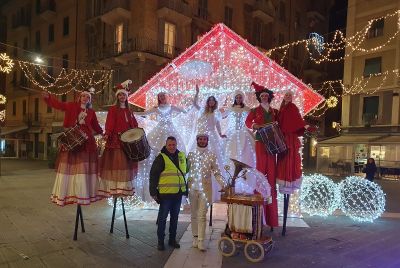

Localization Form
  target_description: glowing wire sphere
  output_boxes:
[338,176,386,222]
[107,195,158,211]
[178,59,213,80]
[300,174,340,217]
[326,96,338,108]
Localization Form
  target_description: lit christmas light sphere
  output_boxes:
[338,176,386,222]
[300,174,340,217]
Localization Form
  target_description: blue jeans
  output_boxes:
[157,195,182,242]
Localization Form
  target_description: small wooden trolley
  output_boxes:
[218,193,274,263]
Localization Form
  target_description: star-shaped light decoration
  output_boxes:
[0,53,14,74]
[128,23,324,115]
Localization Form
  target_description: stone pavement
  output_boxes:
[1,159,400,268]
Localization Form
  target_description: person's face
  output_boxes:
[117,92,127,103]
[166,139,177,154]
[235,94,243,104]
[283,92,293,103]
[260,93,270,104]
[80,94,90,105]
[197,136,209,148]
[368,159,373,163]
[158,93,167,104]
[208,97,216,108]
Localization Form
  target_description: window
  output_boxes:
[47,58,54,78]
[115,23,123,54]
[62,54,68,69]
[224,6,233,28]
[23,37,28,49]
[363,96,379,125]
[36,0,41,14]
[13,42,18,57]
[252,18,263,47]
[367,18,384,39]
[279,1,286,22]
[12,101,16,116]
[48,24,54,42]
[364,57,381,77]
[63,16,69,36]
[35,30,41,51]
[22,100,27,115]
[198,0,208,19]
[20,72,28,87]
[164,22,176,55]
[278,33,285,46]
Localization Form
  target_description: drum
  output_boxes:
[57,125,88,152]
[257,122,287,154]
[120,128,151,162]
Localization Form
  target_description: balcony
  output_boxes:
[101,0,130,25]
[11,18,31,33]
[157,0,192,25]
[252,0,274,24]
[39,0,56,21]
[99,37,182,66]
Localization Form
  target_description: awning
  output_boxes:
[0,125,28,136]
[370,135,400,144]
[318,134,387,145]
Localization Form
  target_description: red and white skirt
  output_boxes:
[51,150,103,206]
[98,147,137,197]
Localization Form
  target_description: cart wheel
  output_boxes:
[218,237,236,257]
[244,241,264,263]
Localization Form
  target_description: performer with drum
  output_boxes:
[98,80,139,197]
[43,89,103,207]
[187,133,226,251]
[244,82,279,229]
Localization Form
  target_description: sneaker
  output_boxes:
[168,240,180,248]
[192,239,198,248]
[198,240,206,251]
[157,242,165,251]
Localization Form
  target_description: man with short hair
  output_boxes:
[149,136,187,251]
[187,133,226,251]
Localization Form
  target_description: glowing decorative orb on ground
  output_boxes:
[0,53,14,74]
[338,176,386,222]
[107,195,158,211]
[300,174,340,217]
[178,59,213,80]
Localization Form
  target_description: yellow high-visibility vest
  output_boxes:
[158,152,187,194]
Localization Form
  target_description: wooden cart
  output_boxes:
[218,193,274,263]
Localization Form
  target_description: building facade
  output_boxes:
[317,0,400,177]
[0,0,334,160]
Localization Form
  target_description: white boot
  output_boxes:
[198,239,206,251]
[192,237,198,248]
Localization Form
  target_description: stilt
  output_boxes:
[110,197,117,233]
[282,194,290,236]
[73,204,85,240]
[121,197,130,239]
[209,204,213,226]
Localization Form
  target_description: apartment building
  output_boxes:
[317,0,400,176]
[0,0,334,160]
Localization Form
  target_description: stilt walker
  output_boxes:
[42,88,104,240]
[98,80,138,239]
[276,91,313,236]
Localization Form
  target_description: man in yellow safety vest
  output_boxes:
[149,136,188,251]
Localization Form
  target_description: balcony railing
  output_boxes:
[39,0,56,13]
[103,0,130,13]
[158,0,192,17]
[99,37,182,60]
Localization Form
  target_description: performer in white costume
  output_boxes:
[134,92,188,201]
[222,90,256,168]
[187,133,226,251]
[193,86,227,201]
